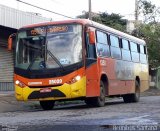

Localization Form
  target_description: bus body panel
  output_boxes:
[14,67,85,87]
[14,68,86,101]
[86,63,100,97]
[97,58,135,96]
[15,76,86,101]
[96,57,149,96]
[13,19,149,104]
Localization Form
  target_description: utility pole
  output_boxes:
[135,0,139,28]
[88,0,92,20]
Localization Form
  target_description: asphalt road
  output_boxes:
[0,92,160,131]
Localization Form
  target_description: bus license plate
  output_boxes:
[40,88,52,93]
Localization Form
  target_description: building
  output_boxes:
[126,20,142,34]
[0,4,50,91]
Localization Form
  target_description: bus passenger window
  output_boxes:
[130,42,139,62]
[110,35,121,59]
[97,31,108,44]
[130,42,138,52]
[140,45,144,54]
[122,39,129,50]
[110,35,119,47]
[96,31,110,57]
[121,39,131,61]
[140,45,147,64]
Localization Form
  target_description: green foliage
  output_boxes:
[139,0,155,15]
[99,13,127,32]
[138,0,158,23]
[138,24,160,68]
[134,0,160,68]
[77,12,127,32]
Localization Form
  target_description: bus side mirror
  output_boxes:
[87,27,95,45]
[8,33,16,51]
[8,36,12,51]
[89,30,95,45]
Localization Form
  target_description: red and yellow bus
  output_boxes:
[8,19,149,110]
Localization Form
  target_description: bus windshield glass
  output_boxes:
[15,24,82,70]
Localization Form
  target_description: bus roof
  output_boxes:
[91,20,146,45]
[21,19,146,45]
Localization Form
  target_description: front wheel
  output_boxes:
[40,100,55,110]
[85,80,106,107]
[123,81,140,103]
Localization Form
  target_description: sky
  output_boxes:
[0,0,160,21]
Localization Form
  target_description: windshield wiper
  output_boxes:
[47,49,65,71]
[27,54,41,71]
[25,42,64,70]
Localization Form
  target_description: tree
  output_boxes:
[99,13,127,32]
[138,0,158,23]
[133,0,160,68]
[138,24,160,68]
[77,11,127,32]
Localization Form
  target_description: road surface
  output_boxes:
[0,92,159,131]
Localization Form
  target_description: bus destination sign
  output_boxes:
[30,26,68,36]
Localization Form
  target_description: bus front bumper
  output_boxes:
[15,77,86,101]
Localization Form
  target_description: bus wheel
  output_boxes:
[40,100,55,110]
[123,81,140,103]
[95,80,106,106]
[85,81,106,107]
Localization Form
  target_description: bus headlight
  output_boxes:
[15,80,26,88]
[67,75,81,84]
[75,75,81,81]
[15,80,20,85]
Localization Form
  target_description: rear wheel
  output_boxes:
[123,81,140,103]
[85,80,106,107]
[40,100,55,110]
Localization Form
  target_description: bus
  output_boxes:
[8,19,149,110]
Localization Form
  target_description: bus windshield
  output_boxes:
[15,24,82,70]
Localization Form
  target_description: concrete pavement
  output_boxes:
[0,92,39,113]
[0,87,159,113]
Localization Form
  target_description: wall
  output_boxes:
[0,4,50,29]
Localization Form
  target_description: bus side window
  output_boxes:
[140,45,147,64]
[96,31,110,57]
[110,35,121,59]
[130,42,139,62]
[121,39,131,61]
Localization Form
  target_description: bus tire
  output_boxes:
[123,81,140,103]
[95,80,106,106]
[85,80,106,107]
[40,100,55,110]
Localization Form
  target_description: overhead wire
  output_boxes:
[16,0,74,19]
